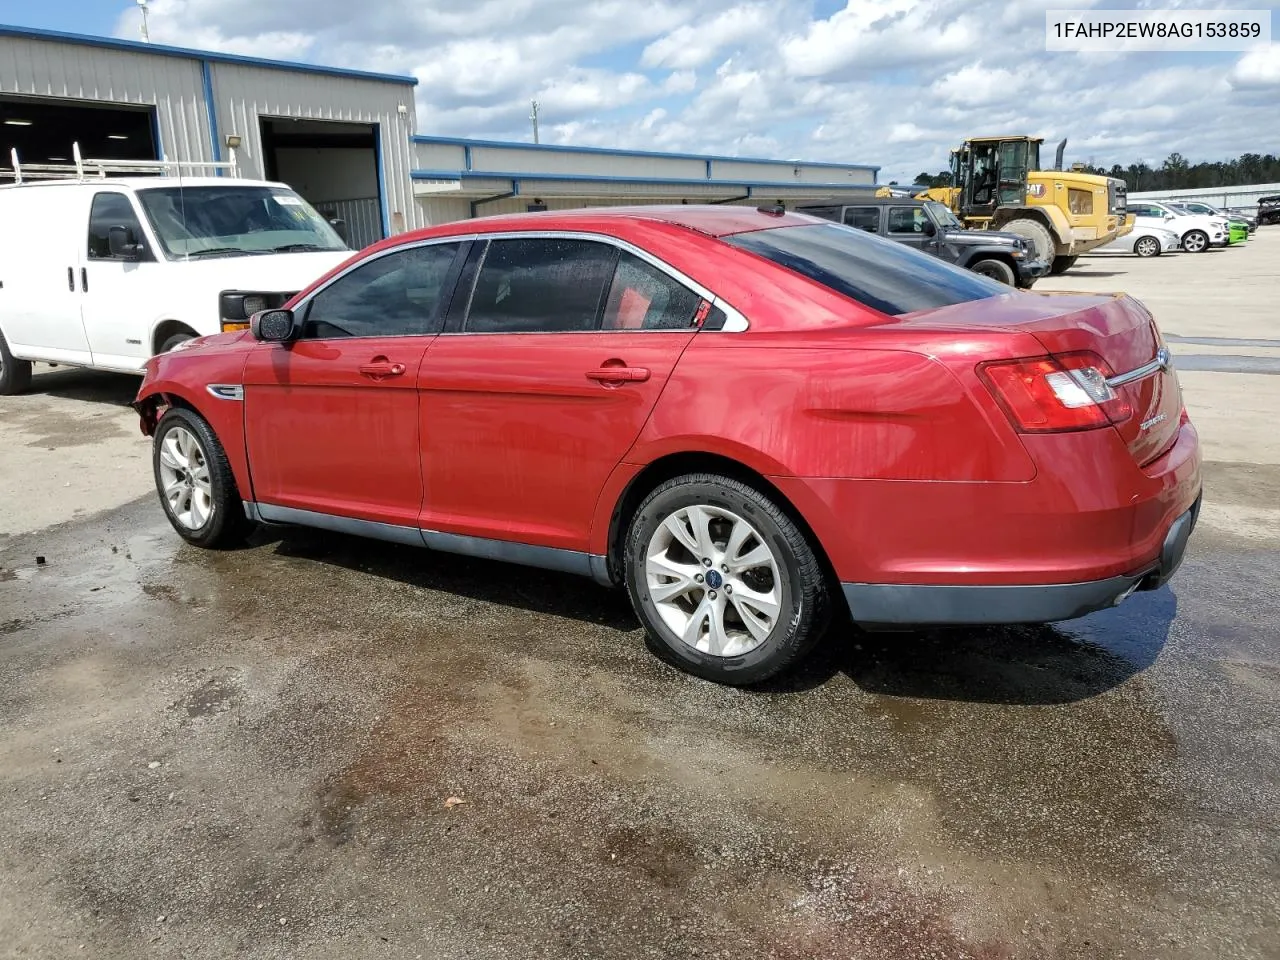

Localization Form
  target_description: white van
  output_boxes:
[0,152,353,394]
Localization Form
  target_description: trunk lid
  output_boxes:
[902,291,1182,465]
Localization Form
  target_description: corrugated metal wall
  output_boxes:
[1130,183,1280,208]
[0,35,213,163]
[208,63,420,234]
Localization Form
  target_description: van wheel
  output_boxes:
[970,258,1016,285]
[152,407,252,549]
[0,328,33,396]
[159,332,196,353]
[623,474,830,686]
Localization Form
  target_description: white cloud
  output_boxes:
[112,0,1280,183]
[1230,46,1280,90]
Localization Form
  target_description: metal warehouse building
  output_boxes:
[0,26,879,247]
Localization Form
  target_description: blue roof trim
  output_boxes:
[411,169,880,190]
[411,135,880,173]
[0,25,419,86]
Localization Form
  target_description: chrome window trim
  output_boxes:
[290,229,748,335]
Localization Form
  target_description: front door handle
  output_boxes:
[586,365,651,385]
[81,267,88,293]
[359,358,407,380]
[67,267,74,292]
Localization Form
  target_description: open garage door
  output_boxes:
[260,118,384,251]
[1,94,157,177]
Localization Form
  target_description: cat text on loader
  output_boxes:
[917,137,1133,276]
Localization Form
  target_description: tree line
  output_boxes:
[910,152,1280,191]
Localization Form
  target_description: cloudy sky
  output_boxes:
[14,0,1280,181]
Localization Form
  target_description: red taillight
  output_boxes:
[978,352,1133,433]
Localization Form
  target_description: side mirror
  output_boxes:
[251,309,296,343]
[922,220,937,237]
[328,218,349,244]
[108,225,143,260]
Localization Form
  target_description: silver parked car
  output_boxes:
[1091,222,1182,257]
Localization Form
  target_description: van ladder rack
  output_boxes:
[7,142,239,184]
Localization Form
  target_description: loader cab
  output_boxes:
[956,138,1040,219]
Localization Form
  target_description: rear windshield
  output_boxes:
[723,222,1006,316]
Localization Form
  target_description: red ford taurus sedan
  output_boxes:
[134,205,1201,685]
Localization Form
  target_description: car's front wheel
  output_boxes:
[152,406,252,548]
[1134,236,1161,257]
[970,258,1016,285]
[1182,229,1209,253]
[623,474,830,686]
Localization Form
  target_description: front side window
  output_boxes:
[87,192,148,260]
[300,243,461,340]
[887,206,925,234]
[463,238,618,334]
[723,222,1005,317]
[842,206,880,232]
[602,252,702,330]
[137,185,348,259]
[924,201,963,229]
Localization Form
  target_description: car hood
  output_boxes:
[940,228,1023,246]
[162,250,352,295]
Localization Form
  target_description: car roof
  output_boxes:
[795,196,926,208]
[403,204,827,241]
[0,176,292,192]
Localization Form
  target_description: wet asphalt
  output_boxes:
[1,493,1278,959]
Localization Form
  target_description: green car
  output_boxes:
[1228,221,1249,245]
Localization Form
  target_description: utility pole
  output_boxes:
[530,99,540,144]
[137,0,151,42]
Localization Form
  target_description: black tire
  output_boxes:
[1001,218,1056,263]
[623,473,830,686]
[969,258,1016,285]
[1133,235,1161,258]
[152,406,253,549]
[1048,255,1078,276]
[1182,229,1209,253]
[0,327,33,396]
[159,332,196,353]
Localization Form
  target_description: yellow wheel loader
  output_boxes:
[917,137,1134,276]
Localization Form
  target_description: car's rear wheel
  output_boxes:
[970,258,1016,285]
[152,407,252,549]
[1134,236,1161,258]
[623,474,830,686]
[1182,229,1209,253]
[0,328,33,396]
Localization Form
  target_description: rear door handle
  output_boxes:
[586,366,650,384]
[359,358,407,380]
[81,267,88,293]
[67,267,74,292]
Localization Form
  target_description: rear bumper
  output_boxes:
[842,493,1201,627]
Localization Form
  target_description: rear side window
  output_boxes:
[842,206,880,232]
[602,252,702,330]
[464,238,617,333]
[723,222,1005,316]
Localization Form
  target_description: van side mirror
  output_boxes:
[108,225,143,260]
[922,220,937,237]
[251,309,296,343]
[328,218,349,244]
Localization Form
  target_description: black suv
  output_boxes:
[1259,196,1280,227]
[793,197,1050,288]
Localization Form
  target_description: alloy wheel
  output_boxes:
[1135,237,1159,257]
[645,504,781,657]
[157,425,214,530]
[1183,232,1207,252]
